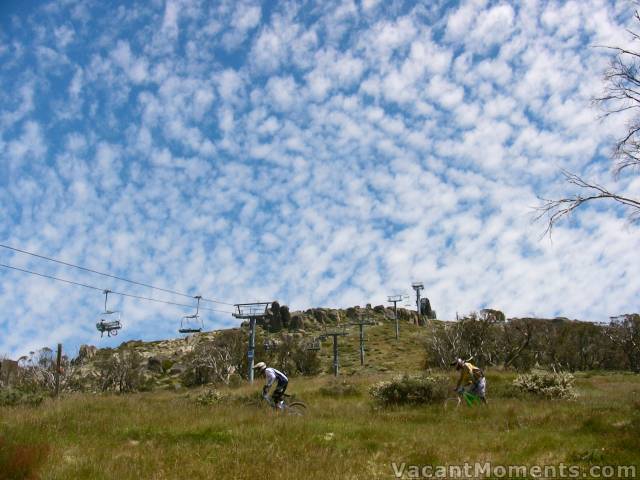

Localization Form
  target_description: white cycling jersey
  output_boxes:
[264,367,288,388]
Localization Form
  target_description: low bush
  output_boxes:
[369,374,448,406]
[192,388,228,406]
[161,359,174,373]
[0,388,45,407]
[93,349,146,393]
[512,371,576,399]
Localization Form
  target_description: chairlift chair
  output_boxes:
[403,294,412,307]
[96,290,122,338]
[179,296,204,334]
[306,337,321,351]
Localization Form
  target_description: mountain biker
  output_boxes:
[451,357,487,404]
[253,362,288,409]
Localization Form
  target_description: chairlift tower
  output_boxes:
[319,325,347,377]
[349,319,375,366]
[387,295,403,340]
[232,302,271,383]
[412,282,424,317]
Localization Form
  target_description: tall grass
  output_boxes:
[0,371,639,479]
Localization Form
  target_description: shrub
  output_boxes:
[0,388,45,407]
[369,374,448,406]
[319,381,361,398]
[193,388,228,406]
[182,330,244,386]
[93,349,145,393]
[512,371,576,399]
[161,359,174,373]
[253,334,321,378]
[291,348,321,376]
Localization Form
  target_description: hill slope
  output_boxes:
[69,305,427,391]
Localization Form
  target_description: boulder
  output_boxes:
[169,363,186,375]
[76,345,97,364]
[312,309,328,324]
[0,358,19,386]
[147,356,165,373]
[289,315,304,331]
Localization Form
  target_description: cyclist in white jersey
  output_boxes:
[253,362,288,409]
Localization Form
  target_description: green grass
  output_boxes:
[311,323,427,375]
[1,370,639,479]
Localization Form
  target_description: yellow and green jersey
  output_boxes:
[458,362,482,385]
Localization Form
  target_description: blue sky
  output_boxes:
[1,0,639,358]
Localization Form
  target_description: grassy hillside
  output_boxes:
[61,308,427,392]
[2,318,639,479]
[278,321,427,375]
[1,371,639,479]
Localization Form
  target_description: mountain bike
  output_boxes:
[263,393,307,416]
[443,388,483,410]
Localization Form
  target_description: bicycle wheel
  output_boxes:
[285,401,307,416]
[443,396,461,410]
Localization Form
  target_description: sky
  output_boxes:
[1,0,639,358]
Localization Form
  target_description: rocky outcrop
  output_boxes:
[0,358,19,386]
[147,356,161,373]
[75,345,97,364]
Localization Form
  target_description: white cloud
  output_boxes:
[111,41,148,83]
[471,4,515,49]
[6,121,46,167]
[265,75,298,111]
[162,0,179,37]
[222,3,262,50]
[251,27,285,73]
[216,69,244,103]
[446,2,481,41]
[1,0,639,359]
[361,0,381,12]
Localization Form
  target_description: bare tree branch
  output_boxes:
[540,15,640,234]
[536,170,640,237]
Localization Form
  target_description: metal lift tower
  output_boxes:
[387,294,403,340]
[349,319,375,366]
[319,325,348,377]
[412,282,424,317]
[232,302,271,383]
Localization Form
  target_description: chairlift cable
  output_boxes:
[0,243,234,306]
[0,263,234,314]
[0,262,103,291]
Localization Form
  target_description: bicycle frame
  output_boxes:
[262,394,307,415]
[444,389,482,409]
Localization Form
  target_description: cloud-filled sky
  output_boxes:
[1,0,639,358]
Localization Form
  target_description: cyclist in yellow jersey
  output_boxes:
[451,358,487,404]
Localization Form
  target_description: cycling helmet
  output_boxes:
[253,361,267,373]
[450,358,464,367]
